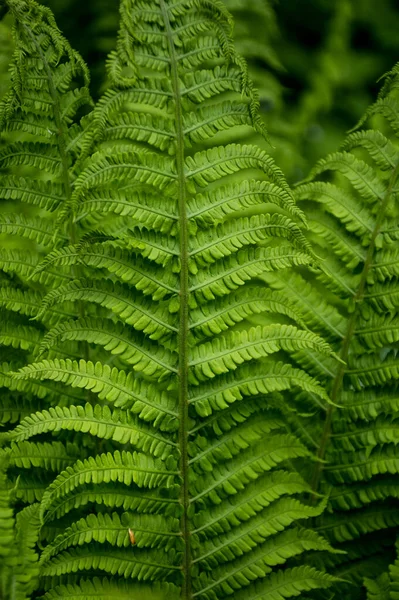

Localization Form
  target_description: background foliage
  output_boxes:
[40,0,399,180]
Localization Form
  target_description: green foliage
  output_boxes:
[1,0,399,600]
[263,61,399,596]
[0,0,94,452]
[0,0,339,598]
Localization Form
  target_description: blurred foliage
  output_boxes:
[273,0,399,180]
[40,0,119,98]
[36,0,399,181]
[0,15,12,102]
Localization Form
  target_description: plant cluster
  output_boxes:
[0,1,399,600]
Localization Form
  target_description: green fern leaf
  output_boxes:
[270,59,399,592]
[1,0,341,598]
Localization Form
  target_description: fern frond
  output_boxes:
[0,0,95,475]
[0,287,73,326]
[33,244,179,301]
[270,58,399,593]
[188,179,304,227]
[2,0,340,597]
[0,361,86,407]
[42,484,180,524]
[0,214,67,248]
[36,278,176,341]
[76,188,178,235]
[189,361,329,417]
[190,286,306,338]
[188,324,333,383]
[212,565,338,600]
[0,455,14,581]
[40,512,180,563]
[194,528,337,600]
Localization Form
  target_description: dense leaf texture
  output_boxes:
[0,6,98,595]
[263,63,399,596]
[0,0,93,449]
[0,0,340,599]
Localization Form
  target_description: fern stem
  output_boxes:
[160,0,192,596]
[311,159,399,495]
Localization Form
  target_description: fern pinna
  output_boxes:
[0,0,342,598]
[264,63,399,595]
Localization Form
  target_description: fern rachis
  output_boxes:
[161,0,194,588]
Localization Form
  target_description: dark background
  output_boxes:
[39,0,399,180]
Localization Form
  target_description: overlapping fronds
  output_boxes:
[0,0,343,598]
[263,61,399,596]
[0,0,94,454]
